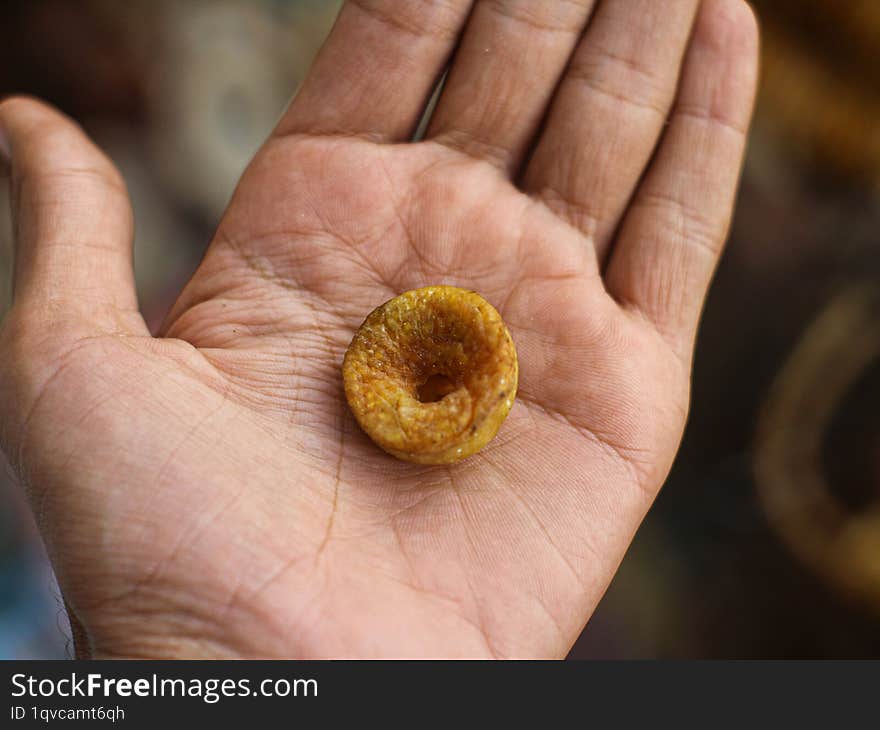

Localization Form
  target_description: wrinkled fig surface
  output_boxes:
[343,286,518,464]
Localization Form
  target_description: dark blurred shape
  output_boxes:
[756,285,880,619]
[0,1,148,121]
[751,0,880,183]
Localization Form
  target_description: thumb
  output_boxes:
[0,96,145,334]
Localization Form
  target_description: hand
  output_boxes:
[0,0,758,658]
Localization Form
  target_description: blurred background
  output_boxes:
[1,0,878,658]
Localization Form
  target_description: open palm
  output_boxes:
[0,0,757,658]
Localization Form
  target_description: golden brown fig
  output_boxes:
[343,286,518,464]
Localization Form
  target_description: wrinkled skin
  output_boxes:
[0,0,758,657]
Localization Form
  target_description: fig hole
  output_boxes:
[418,374,458,403]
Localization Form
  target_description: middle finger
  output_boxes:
[426,0,598,173]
